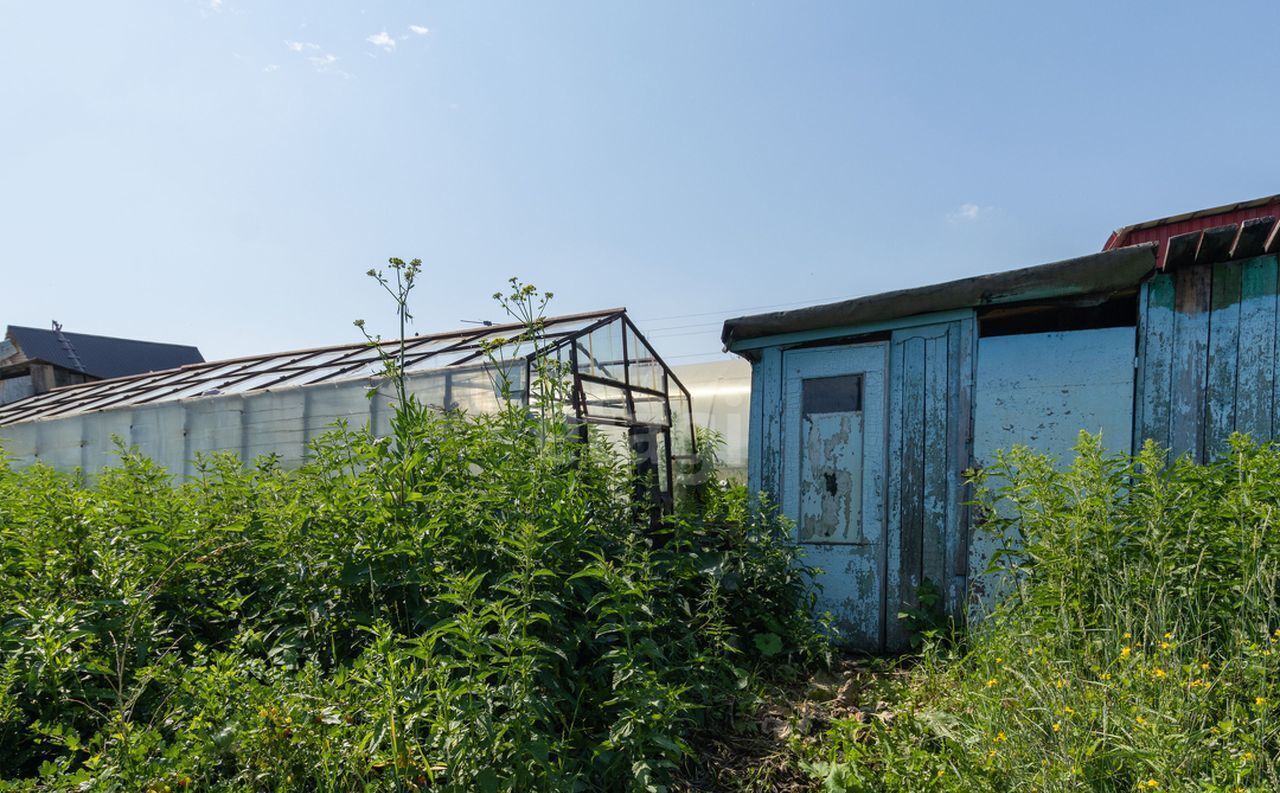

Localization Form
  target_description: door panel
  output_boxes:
[782,344,887,651]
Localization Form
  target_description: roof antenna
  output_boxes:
[460,319,494,327]
[51,320,87,373]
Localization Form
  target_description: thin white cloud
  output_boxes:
[947,203,992,223]
[285,40,319,53]
[366,31,396,52]
[308,52,351,78]
[263,63,279,73]
[409,24,429,36]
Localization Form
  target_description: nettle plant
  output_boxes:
[0,260,827,792]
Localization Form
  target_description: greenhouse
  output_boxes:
[0,308,697,503]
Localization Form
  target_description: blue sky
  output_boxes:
[3,2,1280,364]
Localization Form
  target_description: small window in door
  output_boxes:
[798,374,865,544]
[802,374,863,417]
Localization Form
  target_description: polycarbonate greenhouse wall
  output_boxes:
[0,309,696,497]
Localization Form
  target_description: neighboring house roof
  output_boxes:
[5,326,204,380]
[1104,194,1280,270]
[721,244,1157,349]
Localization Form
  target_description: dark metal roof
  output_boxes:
[6,326,204,379]
[721,244,1157,348]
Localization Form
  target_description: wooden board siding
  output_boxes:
[1135,274,1176,448]
[748,348,784,500]
[1136,255,1280,460]
[884,317,975,651]
[1238,259,1277,440]
[1170,266,1213,460]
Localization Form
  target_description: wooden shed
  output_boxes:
[722,196,1280,653]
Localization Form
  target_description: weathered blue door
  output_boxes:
[781,343,887,651]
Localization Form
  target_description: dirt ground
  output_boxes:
[674,655,907,792]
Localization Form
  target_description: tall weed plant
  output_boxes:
[0,263,826,792]
[805,434,1280,792]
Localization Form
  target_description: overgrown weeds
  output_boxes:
[0,265,827,791]
[797,434,1280,792]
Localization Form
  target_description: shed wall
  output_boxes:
[968,327,1137,615]
[1136,255,1280,460]
[745,316,976,651]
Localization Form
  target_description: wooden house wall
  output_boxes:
[1135,255,1280,460]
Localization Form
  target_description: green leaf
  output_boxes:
[753,632,784,657]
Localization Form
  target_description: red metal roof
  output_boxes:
[1104,194,1280,269]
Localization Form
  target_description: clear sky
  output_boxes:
[3,2,1280,364]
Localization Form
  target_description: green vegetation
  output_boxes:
[799,435,1280,792]
[14,262,1280,792]
[0,267,827,791]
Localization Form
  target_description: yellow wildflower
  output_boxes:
[1055,678,1067,689]
[1123,632,1132,639]
[1121,646,1132,659]
[1152,667,1167,679]
[995,731,1007,742]
[1142,780,1160,790]
[1255,696,1268,706]
[1200,662,1210,671]
[995,657,1003,665]
[1164,632,1173,640]
[1101,672,1112,681]
[1136,715,1148,726]
[1052,722,1062,733]
[986,678,998,688]
[1062,706,1075,715]
[1243,751,1255,761]
[1159,641,1171,650]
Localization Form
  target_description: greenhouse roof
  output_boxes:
[0,308,682,428]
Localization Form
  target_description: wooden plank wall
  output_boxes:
[1136,255,1280,460]
[748,347,784,501]
[884,317,975,651]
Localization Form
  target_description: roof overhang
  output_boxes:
[722,244,1157,351]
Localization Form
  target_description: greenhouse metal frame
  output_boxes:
[0,309,697,503]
